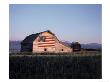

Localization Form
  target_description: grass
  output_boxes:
[9,52,102,79]
[10,51,101,56]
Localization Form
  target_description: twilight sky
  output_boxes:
[9,4,101,44]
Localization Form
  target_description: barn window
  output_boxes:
[61,49,64,51]
[44,48,47,51]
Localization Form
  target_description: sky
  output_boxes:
[9,4,101,44]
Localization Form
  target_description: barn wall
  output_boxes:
[55,42,72,53]
[33,32,56,53]
[32,32,72,53]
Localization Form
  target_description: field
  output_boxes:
[9,51,102,79]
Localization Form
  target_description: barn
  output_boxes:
[21,30,72,53]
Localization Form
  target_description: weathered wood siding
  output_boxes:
[33,32,72,53]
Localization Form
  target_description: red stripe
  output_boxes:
[37,41,55,43]
[45,37,53,39]
[38,44,55,45]
[44,36,52,37]
[45,40,55,41]
[45,36,54,39]
[45,39,54,40]
[38,43,55,46]
[38,45,55,47]
[38,42,55,45]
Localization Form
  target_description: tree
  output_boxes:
[71,42,81,51]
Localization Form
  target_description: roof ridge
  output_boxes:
[39,30,55,35]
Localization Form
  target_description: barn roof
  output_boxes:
[60,41,72,48]
[21,30,55,44]
[21,30,71,48]
[21,33,40,44]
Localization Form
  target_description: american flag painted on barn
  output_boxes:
[37,36,56,47]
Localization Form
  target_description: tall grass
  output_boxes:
[9,52,101,79]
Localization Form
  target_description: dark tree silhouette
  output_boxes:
[71,42,81,51]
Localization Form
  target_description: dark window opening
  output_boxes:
[39,36,46,42]
[44,48,47,51]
